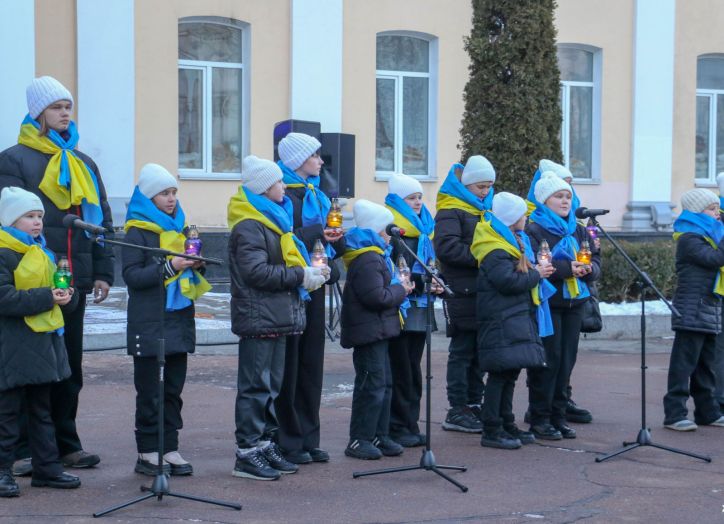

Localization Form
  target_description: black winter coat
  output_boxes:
[476,250,546,372]
[228,220,306,338]
[671,233,724,334]
[390,234,438,332]
[341,251,408,348]
[525,222,601,309]
[285,185,346,286]
[0,144,115,292]
[433,208,480,332]
[0,248,78,392]
[122,227,196,357]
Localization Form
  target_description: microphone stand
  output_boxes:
[352,233,468,492]
[91,234,241,517]
[588,217,711,464]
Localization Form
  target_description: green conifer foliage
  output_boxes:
[460,0,563,196]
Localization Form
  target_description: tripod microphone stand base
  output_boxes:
[353,448,468,493]
[595,428,711,463]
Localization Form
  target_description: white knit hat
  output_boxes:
[681,188,719,213]
[137,163,178,199]
[716,172,724,194]
[353,199,394,234]
[26,76,74,119]
[278,133,322,171]
[0,187,44,227]
[492,192,528,227]
[388,174,423,199]
[534,171,573,205]
[539,159,573,182]
[461,155,496,185]
[241,155,283,195]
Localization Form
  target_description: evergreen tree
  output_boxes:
[460,0,562,196]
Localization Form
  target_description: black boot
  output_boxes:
[30,471,80,489]
[566,400,593,424]
[503,423,536,445]
[480,430,522,450]
[530,423,563,441]
[0,470,19,498]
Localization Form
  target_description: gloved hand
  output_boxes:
[302,266,327,291]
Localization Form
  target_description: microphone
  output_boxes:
[62,214,107,235]
[575,207,610,219]
[385,224,405,237]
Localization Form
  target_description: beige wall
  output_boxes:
[672,0,724,209]
[134,0,291,228]
[35,0,77,112]
[342,0,472,212]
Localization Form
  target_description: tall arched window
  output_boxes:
[557,45,601,181]
[375,33,437,179]
[178,17,248,178]
[695,55,724,182]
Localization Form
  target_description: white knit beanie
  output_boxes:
[388,174,423,199]
[681,188,719,213]
[539,159,573,182]
[0,187,44,227]
[716,172,724,194]
[240,155,283,195]
[492,192,528,227]
[353,199,394,234]
[278,133,322,171]
[461,155,496,185]
[534,171,573,205]
[137,163,178,199]
[26,76,74,119]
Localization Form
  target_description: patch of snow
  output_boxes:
[599,300,672,316]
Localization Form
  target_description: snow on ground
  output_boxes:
[598,300,672,316]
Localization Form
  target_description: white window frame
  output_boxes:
[558,44,602,184]
[178,17,250,181]
[695,90,719,184]
[375,31,438,182]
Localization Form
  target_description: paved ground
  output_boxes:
[1,330,723,524]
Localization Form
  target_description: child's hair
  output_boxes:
[37,114,50,137]
[514,232,532,273]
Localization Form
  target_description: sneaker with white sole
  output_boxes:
[707,415,724,427]
[664,419,698,431]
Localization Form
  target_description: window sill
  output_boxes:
[375,172,438,183]
[179,171,241,181]
[572,178,601,185]
[694,179,717,188]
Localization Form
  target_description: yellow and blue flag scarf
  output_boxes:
[343,227,410,325]
[125,187,211,311]
[673,209,724,296]
[525,167,580,217]
[470,214,554,337]
[18,115,104,228]
[436,163,494,216]
[719,196,724,215]
[228,186,311,301]
[0,227,64,334]
[529,201,590,301]
[278,161,335,258]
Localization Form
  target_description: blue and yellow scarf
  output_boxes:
[343,227,410,325]
[470,214,554,337]
[0,227,64,334]
[18,115,104,229]
[436,163,494,216]
[228,186,311,301]
[526,168,580,216]
[673,209,724,296]
[125,187,211,311]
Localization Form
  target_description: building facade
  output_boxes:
[1,0,723,230]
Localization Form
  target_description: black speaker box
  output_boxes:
[273,119,321,162]
[319,132,355,198]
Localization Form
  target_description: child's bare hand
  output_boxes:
[571,261,591,277]
[402,280,415,295]
[171,256,195,271]
[52,288,72,305]
[535,263,555,278]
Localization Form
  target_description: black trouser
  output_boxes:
[715,309,724,405]
[446,330,484,407]
[235,337,286,449]
[276,288,325,452]
[388,331,425,436]
[0,384,62,478]
[134,353,188,454]
[481,369,521,433]
[349,340,392,441]
[528,306,583,426]
[663,330,721,425]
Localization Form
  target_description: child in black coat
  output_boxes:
[342,200,414,460]
[0,187,80,497]
[472,193,554,449]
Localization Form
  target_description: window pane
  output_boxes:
[179,22,242,63]
[178,68,203,170]
[557,47,593,82]
[696,96,711,179]
[402,77,429,176]
[568,85,593,179]
[376,35,429,72]
[697,57,724,90]
[716,95,724,178]
[211,68,242,173]
[376,78,396,172]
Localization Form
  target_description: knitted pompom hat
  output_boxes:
[240,155,283,194]
[0,187,44,227]
[388,173,423,199]
[278,133,322,171]
[539,159,573,182]
[534,171,572,205]
[353,199,394,234]
[137,163,178,199]
[492,192,528,227]
[461,155,496,185]
[680,188,719,214]
[26,76,74,119]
